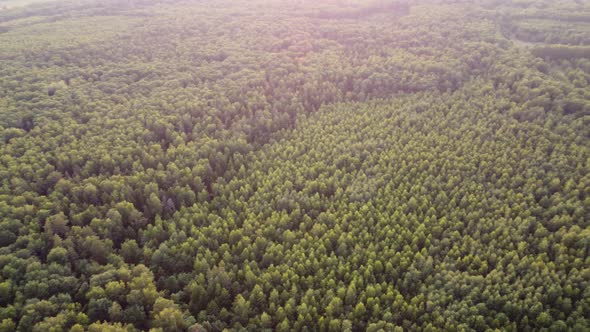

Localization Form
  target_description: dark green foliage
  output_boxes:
[0,0,588,331]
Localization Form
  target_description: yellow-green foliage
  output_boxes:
[0,0,588,331]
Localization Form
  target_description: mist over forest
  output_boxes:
[0,0,588,331]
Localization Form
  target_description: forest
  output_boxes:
[0,0,589,331]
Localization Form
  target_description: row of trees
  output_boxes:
[505,18,590,46]
[498,0,590,46]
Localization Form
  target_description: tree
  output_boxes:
[151,298,187,332]
[233,295,250,324]
[45,212,69,238]
[0,319,15,332]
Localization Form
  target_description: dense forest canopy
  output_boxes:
[0,0,589,331]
